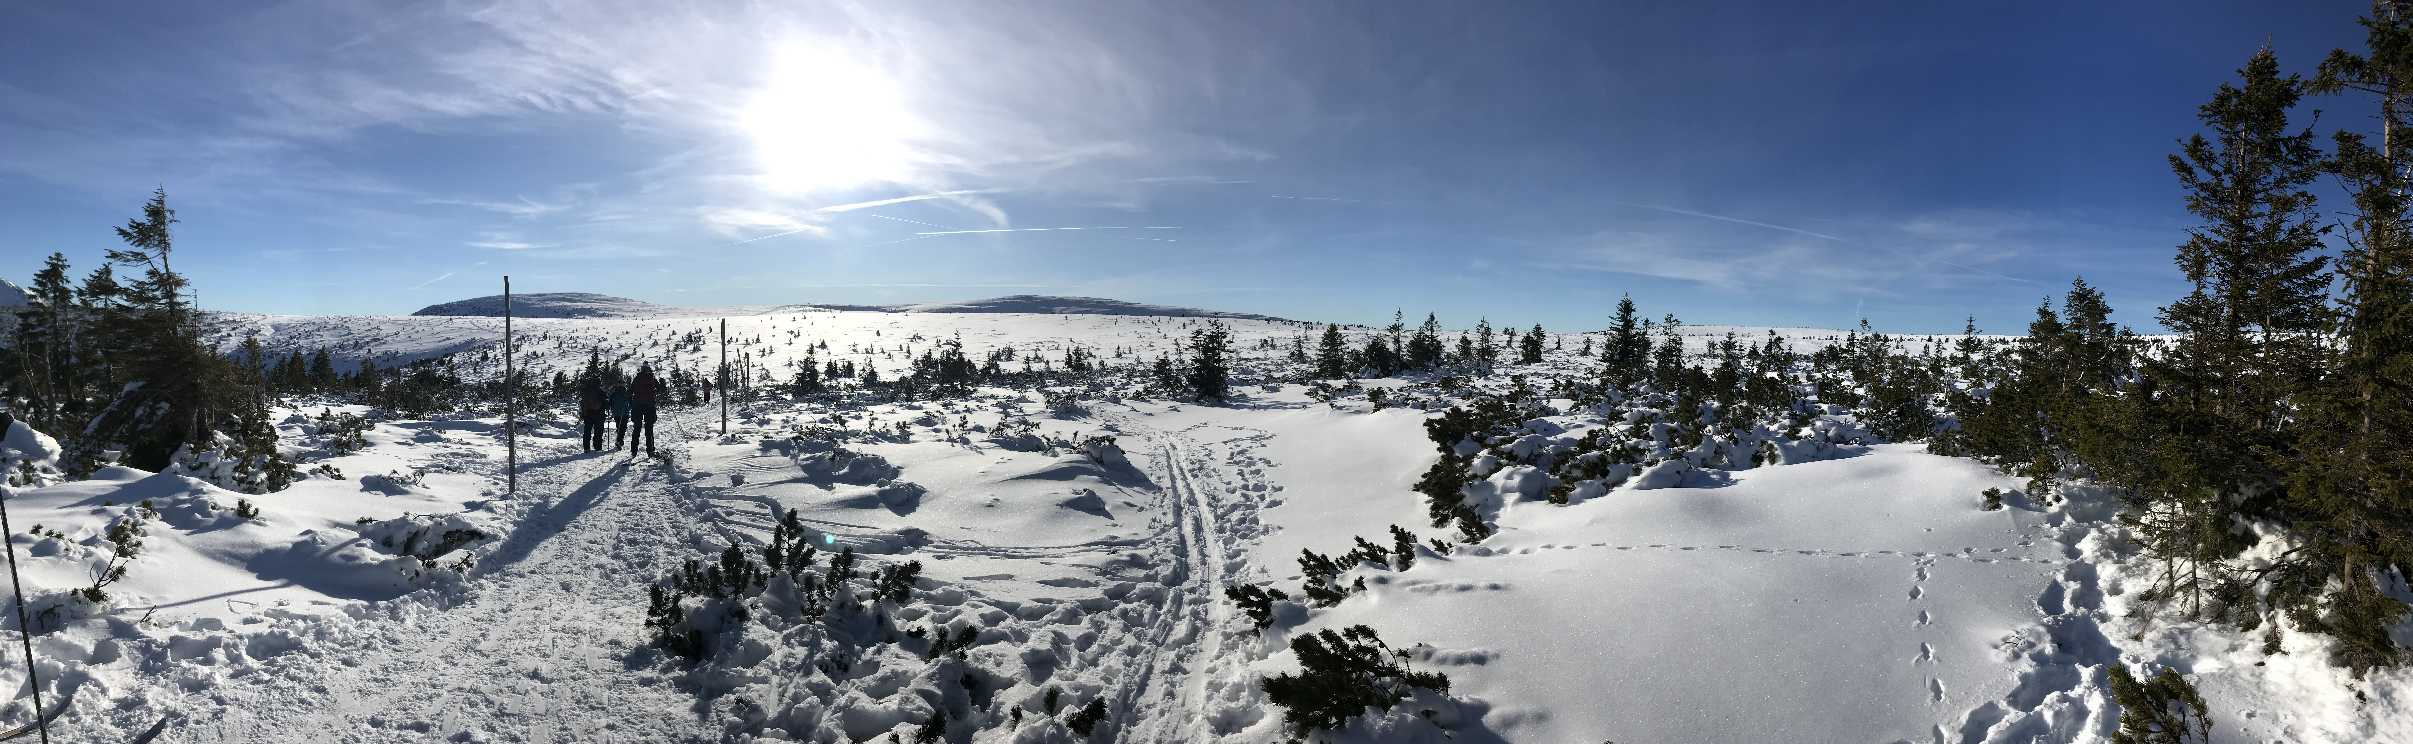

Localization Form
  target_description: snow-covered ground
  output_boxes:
[1,308,2401,742]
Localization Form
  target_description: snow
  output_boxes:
[1,305,2399,742]
[0,278,28,309]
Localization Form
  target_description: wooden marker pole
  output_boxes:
[719,318,729,436]
[503,276,516,495]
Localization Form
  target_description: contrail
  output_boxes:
[411,271,456,289]
[811,188,1012,214]
[1612,201,1848,242]
[729,227,820,246]
[863,213,949,229]
[913,226,1180,236]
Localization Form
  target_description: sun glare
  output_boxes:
[739,45,926,194]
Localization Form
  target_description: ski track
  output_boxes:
[173,413,717,743]
[1108,427,1260,743]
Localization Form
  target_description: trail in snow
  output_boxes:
[176,414,718,743]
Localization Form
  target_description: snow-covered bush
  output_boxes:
[1261,625,1451,736]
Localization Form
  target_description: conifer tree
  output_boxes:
[2139,46,2332,616]
[11,253,77,434]
[1314,323,1350,378]
[1604,294,1649,391]
[1186,320,1233,402]
[2265,5,2413,673]
[1650,314,1685,391]
[1519,323,1545,364]
[1406,313,1445,369]
[1473,318,1496,371]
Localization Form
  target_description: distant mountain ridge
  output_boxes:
[792,295,1293,322]
[412,292,1292,322]
[411,292,677,318]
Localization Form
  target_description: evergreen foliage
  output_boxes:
[1260,625,1450,736]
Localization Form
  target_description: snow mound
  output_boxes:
[411,292,678,318]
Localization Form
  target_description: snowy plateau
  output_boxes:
[0,299,2402,744]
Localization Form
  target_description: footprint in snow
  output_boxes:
[1907,586,1924,600]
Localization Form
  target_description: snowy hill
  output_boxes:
[411,292,682,318]
[789,294,1295,322]
[0,277,29,308]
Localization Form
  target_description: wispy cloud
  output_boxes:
[424,196,569,218]
[1609,201,1849,242]
[703,208,831,241]
[411,271,457,289]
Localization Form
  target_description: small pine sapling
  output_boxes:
[2107,664,2211,743]
[1225,583,1291,630]
[1260,625,1451,736]
[1065,697,1108,738]
[1389,525,1418,571]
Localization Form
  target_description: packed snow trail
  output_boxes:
[160,413,720,743]
[1110,424,1271,743]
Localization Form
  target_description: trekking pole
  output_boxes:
[0,483,52,744]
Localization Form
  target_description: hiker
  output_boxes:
[577,374,606,452]
[609,382,633,451]
[631,363,660,456]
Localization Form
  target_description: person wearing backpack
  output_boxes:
[608,383,633,452]
[630,363,660,456]
[577,374,606,452]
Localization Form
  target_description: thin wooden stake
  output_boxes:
[504,276,516,495]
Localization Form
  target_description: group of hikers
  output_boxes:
[578,363,660,456]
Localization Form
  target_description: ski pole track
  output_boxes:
[166,411,720,743]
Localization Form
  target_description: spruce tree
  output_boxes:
[11,253,77,434]
[1186,320,1233,402]
[1604,294,1649,391]
[2267,6,2413,673]
[1473,318,1496,371]
[1314,323,1350,378]
[2140,47,2332,616]
[1406,313,1445,369]
[1519,323,1545,364]
[1650,314,1685,391]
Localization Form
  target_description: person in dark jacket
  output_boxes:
[608,383,633,451]
[630,364,660,456]
[577,375,606,452]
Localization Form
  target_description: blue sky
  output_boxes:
[0,1,2375,332]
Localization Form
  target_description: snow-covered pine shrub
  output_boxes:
[1224,583,1291,630]
[1388,525,1419,570]
[1064,698,1108,738]
[1041,387,1087,417]
[643,545,770,661]
[2106,664,2211,743]
[1261,625,1451,736]
[81,504,152,602]
[1414,450,1473,530]
[1297,548,1363,607]
[317,410,370,454]
[873,559,922,604]
[914,706,948,743]
[234,498,259,520]
[1981,487,2005,511]
[1344,536,1393,569]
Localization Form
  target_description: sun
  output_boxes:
[738,45,926,194]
